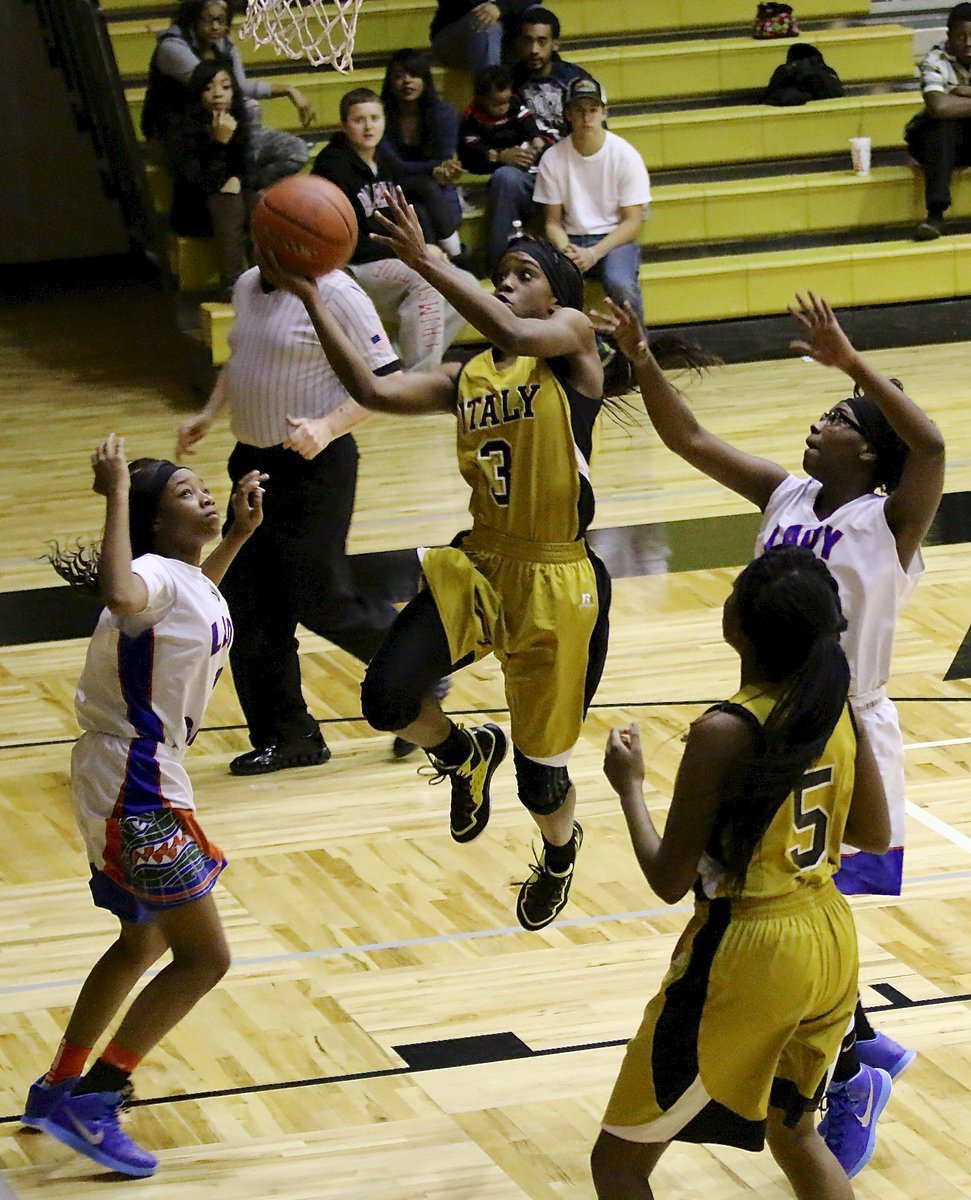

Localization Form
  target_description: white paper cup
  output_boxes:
[850,136,871,176]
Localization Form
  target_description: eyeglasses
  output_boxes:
[819,407,863,434]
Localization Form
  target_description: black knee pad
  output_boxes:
[514,747,573,815]
[360,671,422,733]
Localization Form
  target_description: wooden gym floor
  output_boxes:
[2,279,971,1198]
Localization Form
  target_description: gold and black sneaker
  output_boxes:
[428,723,508,843]
[516,822,583,930]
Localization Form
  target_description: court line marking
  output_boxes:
[905,800,971,855]
[3,867,971,1000]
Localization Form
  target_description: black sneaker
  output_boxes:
[427,723,507,843]
[516,821,583,930]
[913,215,944,241]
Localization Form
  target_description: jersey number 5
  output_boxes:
[789,765,833,870]
[478,439,512,507]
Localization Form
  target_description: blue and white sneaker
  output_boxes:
[819,1064,892,1178]
[42,1089,156,1177]
[855,1030,916,1079]
[21,1075,79,1130]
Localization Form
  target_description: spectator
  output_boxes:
[165,63,253,290]
[429,0,539,76]
[534,77,650,324]
[905,2,971,240]
[142,0,313,189]
[379,50,465,262]
[459,66,547,173]
[482,6,590,270]
[312,88,474,370]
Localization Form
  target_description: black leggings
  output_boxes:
[361,588,472,731]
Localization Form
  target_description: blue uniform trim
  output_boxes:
[834,847,904,896]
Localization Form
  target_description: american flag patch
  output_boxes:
[371,333,383,344]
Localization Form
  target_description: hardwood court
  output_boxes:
[2,287,971,1198]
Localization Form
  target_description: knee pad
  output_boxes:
[514,747,572,815]
[360,672,421,733]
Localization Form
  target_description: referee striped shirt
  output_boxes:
[225,266,399,447]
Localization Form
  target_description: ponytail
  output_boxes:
[711,547,850,891]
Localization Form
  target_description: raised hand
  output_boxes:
[229,469,266,536]
[91,433,130,497]
[604,723,645,798]
[254,245,318,303]
[370,186,430,269]
[587,297,650,366]
[788,291,856,371]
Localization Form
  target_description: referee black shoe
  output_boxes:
[516,822,583,930]
[428,723,507,843]
[229,732,331,776]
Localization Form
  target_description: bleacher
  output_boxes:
[102,0,959,364]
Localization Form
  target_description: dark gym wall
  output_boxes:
[0,1,129,264]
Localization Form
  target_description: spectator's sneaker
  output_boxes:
[428,723,507,843]
[42,1089,156,1177]
[819,1064,892,1178]
[856,1031,916,1079]
[913,215,944,241]
[515,822,583,931]
[21,1075,79,1130]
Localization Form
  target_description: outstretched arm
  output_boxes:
[256,250,459,415]
[92,434,149,616]
[590,299,787,510]
[789,292,945,569]
[371,186,593,359]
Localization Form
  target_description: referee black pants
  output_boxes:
[222,436,398,748]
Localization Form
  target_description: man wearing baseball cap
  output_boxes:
[534,75,651,324]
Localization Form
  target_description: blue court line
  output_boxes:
[4,867,971,999]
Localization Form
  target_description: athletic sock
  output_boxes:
[831,1031,859,1085]
[45,1038,92,1085]
[853,1000,876,1042]
[542,833,576,874]
[74,1042,143,1096]
[428,722,472,768]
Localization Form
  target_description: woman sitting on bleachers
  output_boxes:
[165,62,253,291]
[142,0,313,194]
[379,50,467,264]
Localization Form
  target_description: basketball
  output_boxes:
[251,175,358,277]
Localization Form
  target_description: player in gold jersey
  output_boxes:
[592,546,891,1200]
[259,187,626,929]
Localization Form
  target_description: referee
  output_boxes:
[176,262,406,774]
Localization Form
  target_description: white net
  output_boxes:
[240,0,362,71]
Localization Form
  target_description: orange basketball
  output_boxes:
[251,175,358,277]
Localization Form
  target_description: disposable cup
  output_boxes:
[850,136,871,176]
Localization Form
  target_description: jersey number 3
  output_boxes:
[789,765,833,870]
[478,439,511,507]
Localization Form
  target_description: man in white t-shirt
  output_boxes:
[533,76,651,323]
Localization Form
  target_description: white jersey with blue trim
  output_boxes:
[755,475,922,697]
[75,555,232,756]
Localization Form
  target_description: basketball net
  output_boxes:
[240,0,362,71]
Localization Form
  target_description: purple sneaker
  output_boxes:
[41,1089,157,1177]
[855,1030,916,1079]
[21,1075,79,1130]
[819,1064,892,1178]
